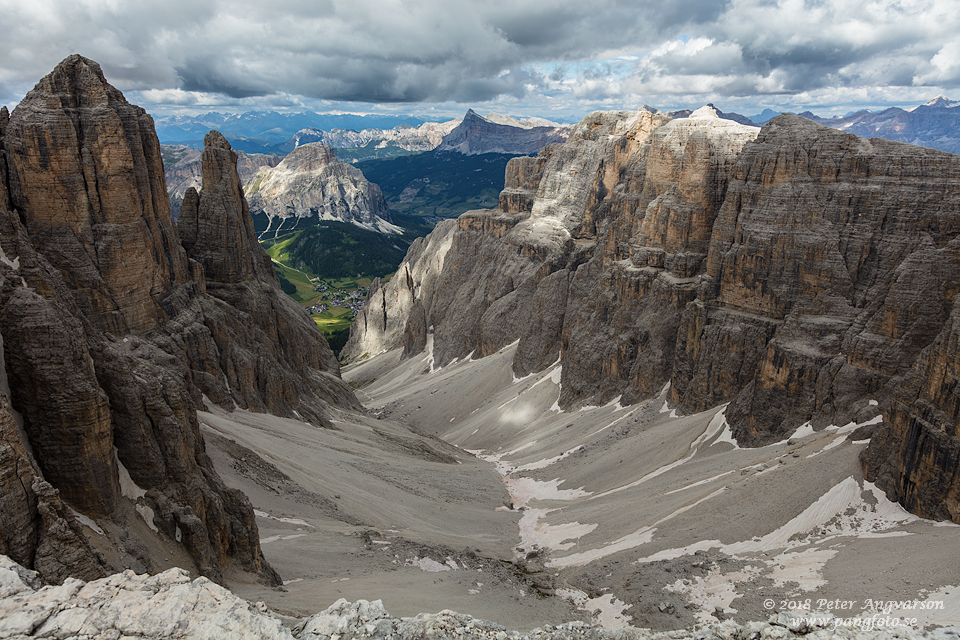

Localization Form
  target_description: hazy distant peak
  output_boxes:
[482,111,564,129]
[918,95,960,109]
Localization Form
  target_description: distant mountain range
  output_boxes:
[794,96,960,155]
[278,120,459,157]
[156,110,574,159]
[153,110,427,144]
[667,97,960,155]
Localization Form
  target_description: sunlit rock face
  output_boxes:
[344,106,960,523]
[0,55,360,585]
[245,142,396,237]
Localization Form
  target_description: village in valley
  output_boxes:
[306,280,369,317]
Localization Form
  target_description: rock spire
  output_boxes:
[0,55,359,585]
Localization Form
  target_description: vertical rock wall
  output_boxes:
[343,107,960,523]
[0,55,359,584]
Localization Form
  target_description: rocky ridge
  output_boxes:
[437,109,571,156]
[279,120,459,154]
[245,142,397,238]
[0,55,359,586]
[344,105,960,523]
[2,555,955,640]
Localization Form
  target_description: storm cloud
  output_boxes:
[1,0,958,116]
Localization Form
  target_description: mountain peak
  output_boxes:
[690,105,720,119]
[922,95,960,108]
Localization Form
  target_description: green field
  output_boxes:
[262,222,415,356]
[270,260,324,307]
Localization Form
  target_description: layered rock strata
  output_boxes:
[0,55,358,585]
[162,144,282,219]
[344,105,960,522]
[245,142,396,237]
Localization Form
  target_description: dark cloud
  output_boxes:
[0,0,958,115]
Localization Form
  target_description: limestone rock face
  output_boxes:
[862,292,960,522]
[0,561,953,640]
[3,55,193,336]
[246,142,395,237]
[671,116,960,450]
[498,151,553,214]
[162,144,281,219]
[0,55,359,585]
[178,131,274,284]
[0,333,108,586]
[177,133,355,419]
[344,106,960,523]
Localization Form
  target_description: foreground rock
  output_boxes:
[1,555,954,640]
[0,55,358,585]
[343,105,960,523]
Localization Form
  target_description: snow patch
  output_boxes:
[518,508,598,553]
[255,510,315,528]
[506,476,592,508]
[556,587,633,630]
[513,446,583,472]
[136,504,159,533]
[260,534,308,545]
[0,245,19,271]
[791,422,816,439]
[914,584,960,627]
[408,557,451,572]
[72,511,104,536]
[665,565,763,625]
[115,454,147,500]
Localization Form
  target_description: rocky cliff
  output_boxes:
[0,55,359,586]
[162,144,281,219]
[343,105,960,523]
[436,109,570,156]
[246,142,397,238]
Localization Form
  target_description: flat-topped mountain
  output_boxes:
[436,109,571,155]
[345,105,960,524]
[0,55,359,586]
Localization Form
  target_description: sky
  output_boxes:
[2,0,959,123]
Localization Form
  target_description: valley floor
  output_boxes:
[211,343,960,631]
